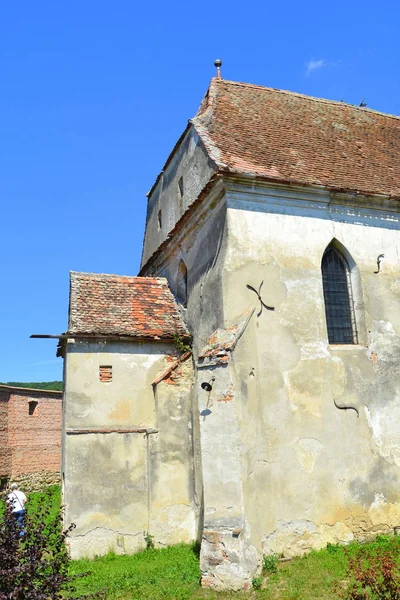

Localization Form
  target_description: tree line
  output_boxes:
[0,381,63,391]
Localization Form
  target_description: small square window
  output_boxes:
[99,365,112,382]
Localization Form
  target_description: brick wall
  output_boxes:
[0,386,62,487]
[0,390,11,476]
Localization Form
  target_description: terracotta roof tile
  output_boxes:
[68,272,189,340]
[191,79,400,199]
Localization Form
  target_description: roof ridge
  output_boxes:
[214,78,400,121]
[70,270,167,282]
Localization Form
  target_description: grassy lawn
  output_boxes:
[70,543,352,600]
[3,486,400,599]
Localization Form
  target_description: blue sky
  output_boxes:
[1,0,399,382]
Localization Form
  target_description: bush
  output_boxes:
[0,489,100,599]
[336,536,400,600]
[263,553,279,574]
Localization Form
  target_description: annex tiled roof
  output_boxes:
[68,272,189,340]
[191,79,400,199]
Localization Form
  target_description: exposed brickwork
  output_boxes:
[198,309,254,367]
[151,351,192,386]
[0,387,62,484]
[68,272,189,339]
[192,78,400,200]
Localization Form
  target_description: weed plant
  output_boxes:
[0,486,99,599]
[336,535,400,599]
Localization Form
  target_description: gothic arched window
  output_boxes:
[322,246,358,344]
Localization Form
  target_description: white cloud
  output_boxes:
[305,59,327,76]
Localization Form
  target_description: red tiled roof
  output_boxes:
[68,272,189,340]
[191,79,400,199]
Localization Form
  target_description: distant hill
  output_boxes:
[0,381,63,391]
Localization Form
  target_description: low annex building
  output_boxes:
[0,385,62,490]
[60,272,197,558]
[38,75,400,590]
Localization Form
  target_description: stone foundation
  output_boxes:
[0,470,61,492]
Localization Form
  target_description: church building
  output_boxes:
[55,74,400,590]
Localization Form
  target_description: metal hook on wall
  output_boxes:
[374,254,385,274]
[246,281,275,317]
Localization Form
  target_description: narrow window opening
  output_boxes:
[99,365,112,382]
[157,209,162,231]
[177,177,184,209]
[28,400,38,415]
[322,246,358,344]
[176,260,188,307]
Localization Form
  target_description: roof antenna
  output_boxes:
[214,59,222,79]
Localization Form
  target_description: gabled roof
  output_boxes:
[191,79,400,200]
[68,272,189,340]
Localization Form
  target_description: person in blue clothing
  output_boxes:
[7,482,27,536]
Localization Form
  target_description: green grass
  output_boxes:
[70,538,400,600]
[27,484,61,520]
[3,486,400,599]
[0,484,61,521]
[70,544,202,599]
[68,544,350,600]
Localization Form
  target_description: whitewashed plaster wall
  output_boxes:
[220,181,400,558]
[139,174,400,590]
[63,340,197,558]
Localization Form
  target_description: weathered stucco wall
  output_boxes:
[142,180,228,354]
[141,125,217,267]
[219,181,400,561]
[139,175,400,589]
[63,340,197,558]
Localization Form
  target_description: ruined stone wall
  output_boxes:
[0,387,62,488]
[221,181,400,560]
[63,340,197,559]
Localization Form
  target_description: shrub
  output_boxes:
[144,531,155,550]
[263,553,279,574]
[0,489,101,599]
[336,536,400,600]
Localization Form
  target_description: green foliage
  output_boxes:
[263,553,279,573]
[327,542,343,554]
[0,381,63,391]
[144,532,155,550]
[0,486,100,599]
[335,535,400,600]
[252,576,262,589]
[173,335,192,354]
